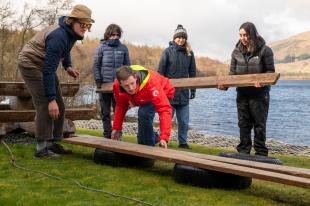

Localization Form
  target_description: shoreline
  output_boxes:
[74,120,310,157]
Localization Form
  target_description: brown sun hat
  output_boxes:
[68,4,95,23]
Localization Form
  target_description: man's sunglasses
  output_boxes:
[77,21,92,30]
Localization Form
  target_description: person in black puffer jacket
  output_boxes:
[158,25,196,149]
[219,22,275,156]
[92,24,131,138]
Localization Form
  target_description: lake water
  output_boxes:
[187,80,310,146]
[84,80,310,146]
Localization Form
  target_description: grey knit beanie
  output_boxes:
[173,24,187,40]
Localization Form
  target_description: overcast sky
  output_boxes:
[13,0,310,61]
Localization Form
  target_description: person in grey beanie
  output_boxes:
[158,24,196,149]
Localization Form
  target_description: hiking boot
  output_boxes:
[47,143,72,155]
[34,148,60,159]
[178,144,191,149]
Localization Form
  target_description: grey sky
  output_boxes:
[13,0,310,61]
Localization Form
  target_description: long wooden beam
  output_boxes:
[63,136,310,189]
[0,108,94,122]
[0,82,80,97]
[96,73,280,93]
[169,149,310,178]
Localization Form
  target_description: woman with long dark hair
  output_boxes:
[219,22,275,156]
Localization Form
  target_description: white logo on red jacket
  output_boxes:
[153,90,159,97]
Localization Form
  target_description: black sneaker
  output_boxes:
[34,148,60,159]
[47,143,72,155]
[178,144,191,149]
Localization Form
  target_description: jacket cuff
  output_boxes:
[47,96,56,102]
[95,79,103,84]
[159,135,169,143]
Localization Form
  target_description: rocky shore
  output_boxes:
[74,119,310,157]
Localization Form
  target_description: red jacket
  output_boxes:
[112,65,175,142]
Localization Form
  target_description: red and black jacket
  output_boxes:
[112,65,175,142]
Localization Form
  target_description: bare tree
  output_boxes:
[17,3,46,54]
[37,0,74,26]
[0,0,15,80]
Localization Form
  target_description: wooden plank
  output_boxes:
[0,82,80,97]
[96,73,280,93]
[63,136,310,189]
[169,150,310,179]
[0,108,94,122]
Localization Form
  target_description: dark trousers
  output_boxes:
[99,93,115,138]
[19,66,65,142]
[236,92,269,156]
[137,103,157,146]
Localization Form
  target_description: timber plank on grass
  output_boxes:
[0,108,94,122]
[96,73,280,93]
[63,135,310,189]
[0,82,80,97]
[169,149,310,179]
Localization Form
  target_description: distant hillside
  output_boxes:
[269,31,310,63]
[275,59,310,79]
[69,39,228,84]
[268,31,310,79]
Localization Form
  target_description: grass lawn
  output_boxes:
[0,128,309,206]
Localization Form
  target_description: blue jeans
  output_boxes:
[137,103,157,146]
[172,104,189,145]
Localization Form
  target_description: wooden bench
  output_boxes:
[0,82,80,97]
[64,135,310,189]
[0,82,94,135]
[0,108,94,122]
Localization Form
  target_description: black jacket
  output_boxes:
[158,41,196,105]
[230,37,275,95]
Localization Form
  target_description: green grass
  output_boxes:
[0,128,309,206]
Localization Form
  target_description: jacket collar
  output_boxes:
[59,16,83,41]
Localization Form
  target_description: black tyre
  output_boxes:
[93,148,123,167]
[173,164,252,189]
[94,148,155,168]
[219,152,283,165]
[120,154,155,168]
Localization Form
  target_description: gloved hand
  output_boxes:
[190,91,195,99]
[111,130,122,140]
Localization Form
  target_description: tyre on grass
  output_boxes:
[173,164,252,189]
[93,148,155,168]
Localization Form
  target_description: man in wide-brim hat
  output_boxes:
[18,4,94,158]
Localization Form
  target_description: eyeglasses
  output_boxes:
[77,21,92,30]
